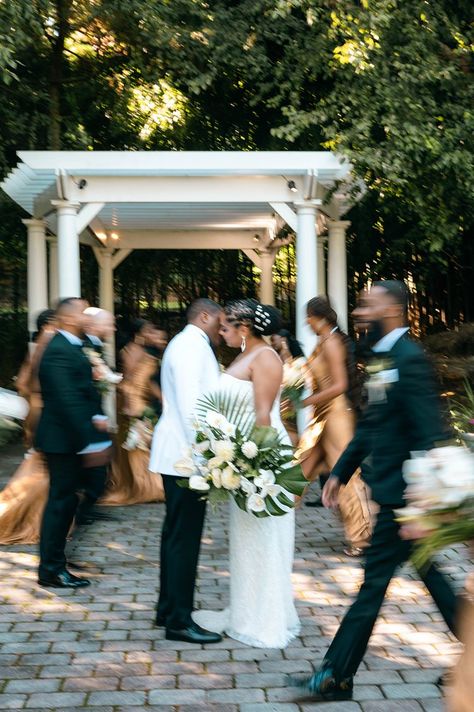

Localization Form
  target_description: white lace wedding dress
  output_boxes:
[193,371,300,648]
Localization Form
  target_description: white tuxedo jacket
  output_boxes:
[149,324,220,476]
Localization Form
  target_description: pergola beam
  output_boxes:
[76,202,105,234]
[97,230,266,250]
[60,175,304,204]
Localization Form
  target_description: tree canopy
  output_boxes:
[0,0,473,342]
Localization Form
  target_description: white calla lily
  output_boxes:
[174,456,196,476]
[188,475,211,491]
[247,493,266,513]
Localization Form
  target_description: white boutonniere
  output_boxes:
[366,358,398,403]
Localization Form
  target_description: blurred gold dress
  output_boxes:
[296,344,372,549]
[101,347,164,505]
[447,571,474,712]
[0,341,164,545]
[0,332,52,545]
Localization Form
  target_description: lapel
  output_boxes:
[55,332,92,373]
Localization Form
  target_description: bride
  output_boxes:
[193,299,300,648]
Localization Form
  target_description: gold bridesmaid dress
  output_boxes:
[296,346,372,550]
[101,349,164,505]
[447,572,474,712]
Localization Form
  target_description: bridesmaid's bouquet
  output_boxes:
[82,347,123,394]
[397,445,474,568]
[281,357,307,414]
[175,392,307,517]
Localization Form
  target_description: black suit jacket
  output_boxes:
[332,335,449,507]
[35,332,107,454]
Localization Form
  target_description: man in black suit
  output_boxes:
[35,298,111,588]
[298,280,458,701]
[76,307,116,524]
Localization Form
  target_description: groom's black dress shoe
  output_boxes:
[38,570,91,589]
[165,622,222,644]
[290,664,353,701]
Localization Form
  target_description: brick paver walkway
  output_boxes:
[0,444,471,711]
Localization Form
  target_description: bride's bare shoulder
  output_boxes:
[251,347,282,373]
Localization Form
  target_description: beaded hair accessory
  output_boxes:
[253,304,272,333]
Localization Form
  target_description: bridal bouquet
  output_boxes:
[175,392,307,517]
[281,357,307,413]
[397,445,474,567]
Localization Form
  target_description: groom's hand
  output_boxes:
[322,476,341,508]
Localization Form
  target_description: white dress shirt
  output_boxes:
[372,327,409,353]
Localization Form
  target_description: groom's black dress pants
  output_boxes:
[324,507,458,680]
[157,475,207,629]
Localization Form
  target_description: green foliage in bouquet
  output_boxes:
[410,500,474,570]
[196,391,255,438]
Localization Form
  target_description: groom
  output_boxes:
[150,298,223,644]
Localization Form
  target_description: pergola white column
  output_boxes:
[317,235,327,296]
[51,199,81,298]
[48,239,59,306]
[259,251,276,306]
[328,220,350,332]
[22,218,48,337]
[98,249,114,313]
[295,200,321,356]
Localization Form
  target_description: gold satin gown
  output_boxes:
[447,571,474,712]
[296,345,373,549]
[101,348,164,505]
[0,337,52,545]
[0,344,164,546]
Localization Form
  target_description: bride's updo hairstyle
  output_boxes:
[224,299,282,337]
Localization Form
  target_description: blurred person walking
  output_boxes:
[296,297,372,556]
[296,281,458,702]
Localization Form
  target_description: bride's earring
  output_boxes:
[240,335,247,352]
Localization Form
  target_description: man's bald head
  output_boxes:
[83,307,116,340]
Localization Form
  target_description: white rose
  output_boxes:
[211,468,223,488]
[211,440,235,462]
[206,411,229,431]
[221,421,237,438]
[188,475,211,491]
[221,466,241,490]
[247,493,266,513]
[240,476,256,495]
[174,456,196,476]
[241,441,258,459]
[208,455,224,469]
[254,469,275,488]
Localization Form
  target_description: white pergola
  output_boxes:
[1,151,351,355]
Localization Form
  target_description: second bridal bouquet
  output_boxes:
[397,445,474,568]
[174,391,307,517]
